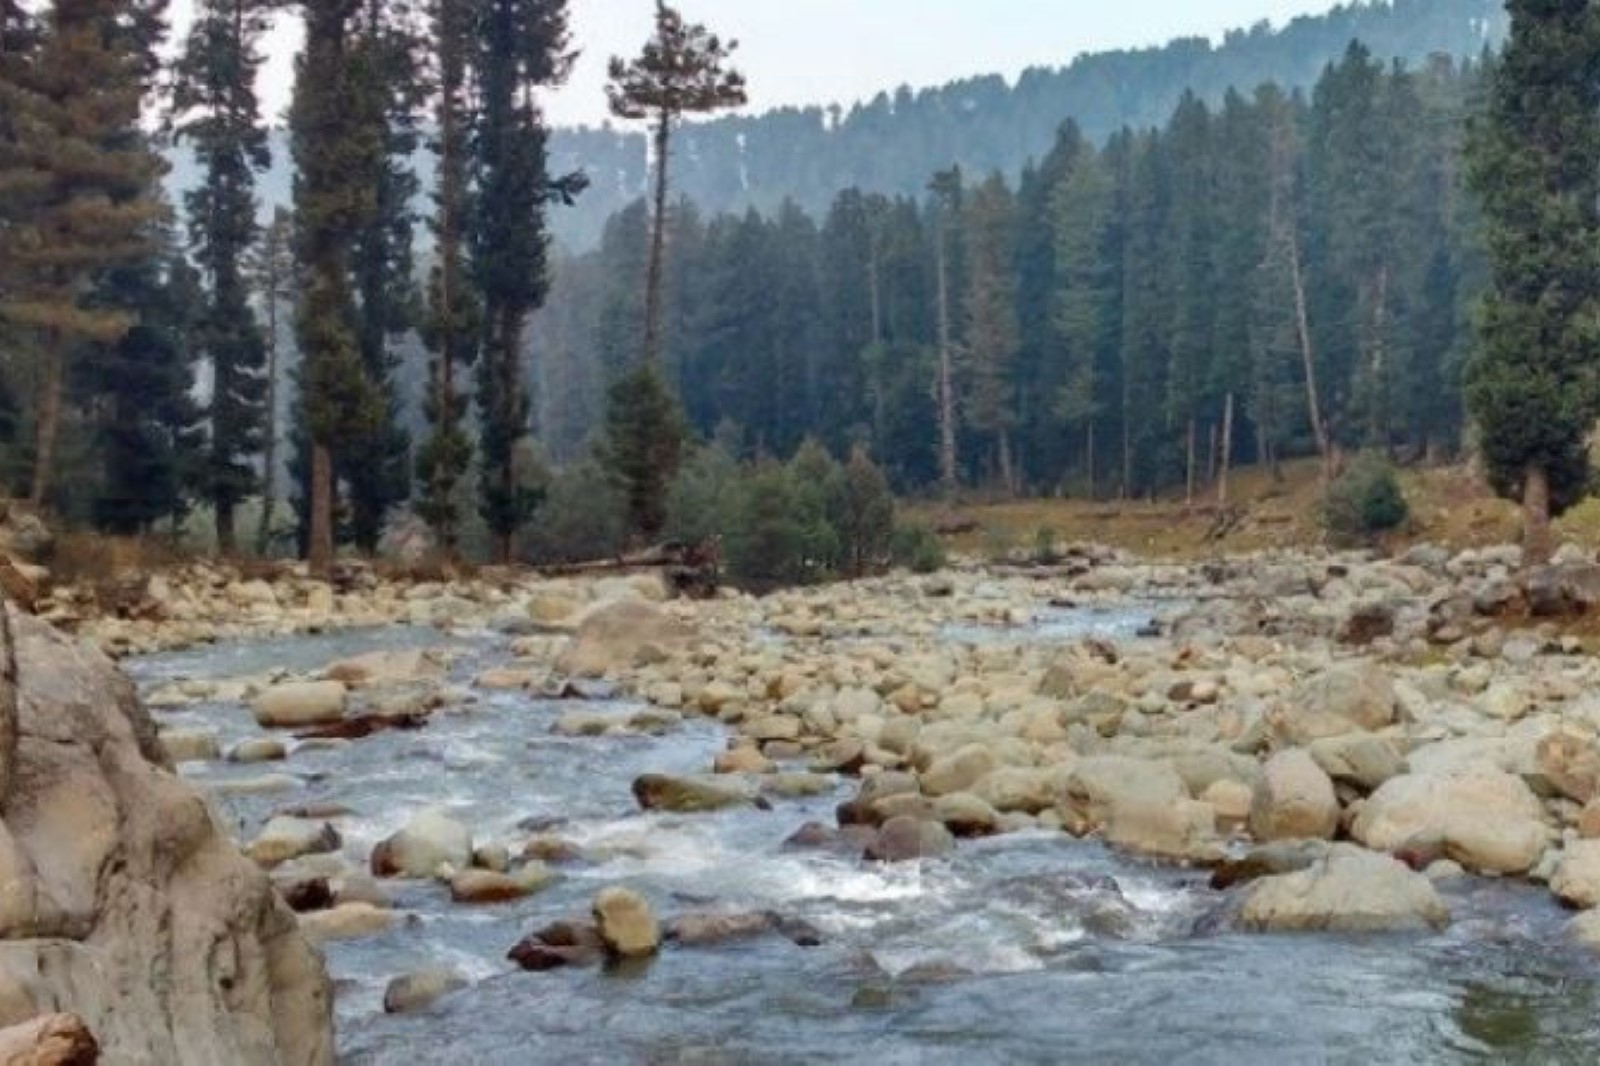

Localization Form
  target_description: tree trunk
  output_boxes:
[1522,464,1553,568]
[216,503,236,556]
[1184,417,1197,513]
[1287,226,1331,481]
[997,431,1015,498]
[642,110,671,365]
[308,443,334,577]
[255,293,280,557]
[27,334,63,509]
[1218,392,1235,508]
[935,215,957,499]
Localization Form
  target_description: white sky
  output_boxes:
[170,0,1347,128]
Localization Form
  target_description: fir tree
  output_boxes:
[1464,0,1600,564]
[606,0,747,367]
[246,206,295,555]
[345,0,424,551]
[599,363,687,539]
[471,0,581,563]
[0,0,167,510]
[415,0,479,554]
[171,0,274,552]
[291,0,384,574]
[962,172,1021,491]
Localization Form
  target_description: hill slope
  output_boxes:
[167,0,1505,251]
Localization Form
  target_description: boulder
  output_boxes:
[920,744,999,798]
[382,969,466,1015]
[1308,734,1406,793]
[1249,749,1338,843]
[556,602,693,677]
[252,681,347,729]
[299,902,395,943]
[1536,732,1600,804]
[371,810,473,879]
[323,648,446,689]
[227,738,287,764]
[0,1013,98,1065]
[713,746,774,775]
[448,867,551,905]
[526,593,585,632]
[0,611,332,1064]
[246,818,341,868]
[158,728,220,764]
[1568,909,1600,952]
[1352,770,1550,875]
[972,767,1056,815]
[1551,841,1600,908]
[864,816,955,863]
[592,888,660,958]
[1239,844,1449,933]
[930,792,1000,837]
[507,921,604,971]
[1273,662,1395,743]
[632,773,760,813]
[664,911,778,946]
[1059,756,1221,861]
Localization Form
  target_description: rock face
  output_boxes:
[556,602,693,677]
[1351,770,1550,875]
[0,609,333,1064]
[1239,844,1449,933]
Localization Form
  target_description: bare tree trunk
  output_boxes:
[216,504,237,556]
[997,431,1014,498]
[256,295,280,556]
[642,110,671,365]
[1522,464,1553,568]
[309,443,334,577]
[27,333,62,510]
[1184,417,1197,512]
[1086,422,1097,501]
[1218,392,1235,508]
[1288,234,1331,481]
[935,214,958,499]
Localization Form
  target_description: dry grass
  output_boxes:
[907,458,1590,561]
[48,532,187,585]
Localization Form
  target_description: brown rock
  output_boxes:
[1537,732,1600,804]
[0,1013,98,1066]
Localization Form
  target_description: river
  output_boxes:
[126,612,1600,1065]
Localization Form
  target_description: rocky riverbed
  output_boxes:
[109,543,1600,1060]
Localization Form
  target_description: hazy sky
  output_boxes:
[176,0,1346,128]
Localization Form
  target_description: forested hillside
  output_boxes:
[168,0,1506,250]
[531,44,1483,499]
[552,0,1505,247]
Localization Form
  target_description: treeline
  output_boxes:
[163,0,1506,252]
[534,44,1486,497]
[548,0,1504,247]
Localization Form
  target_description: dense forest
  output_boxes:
[167,0,1507,251]
[2,0,1592,572]
[532,43,1484,500]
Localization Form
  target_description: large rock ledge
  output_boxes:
[0,607,333,1065]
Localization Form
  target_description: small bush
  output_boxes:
[1031,525,1062,565]
[1323,454,1409,543]
[522,462,628,564]
[891,522,947,574]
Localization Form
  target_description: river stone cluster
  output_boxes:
[114,539,1600,1019]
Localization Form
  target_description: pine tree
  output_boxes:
[606,0,747,367]
[246,206,295,555]
[472,0,581,562]
[599,363,687,539]
[415,0,479,554]
[171,0,274,553]
[1051,145,1114,493]
[1464,0,1600,565]
[291,0,384,574]
[928,166,963,497]
[82,231,204,534]
[345,0,424,551]
[961,172,1020,491]
[0,0,167,511]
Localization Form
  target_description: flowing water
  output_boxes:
[127,614,1600,1065]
